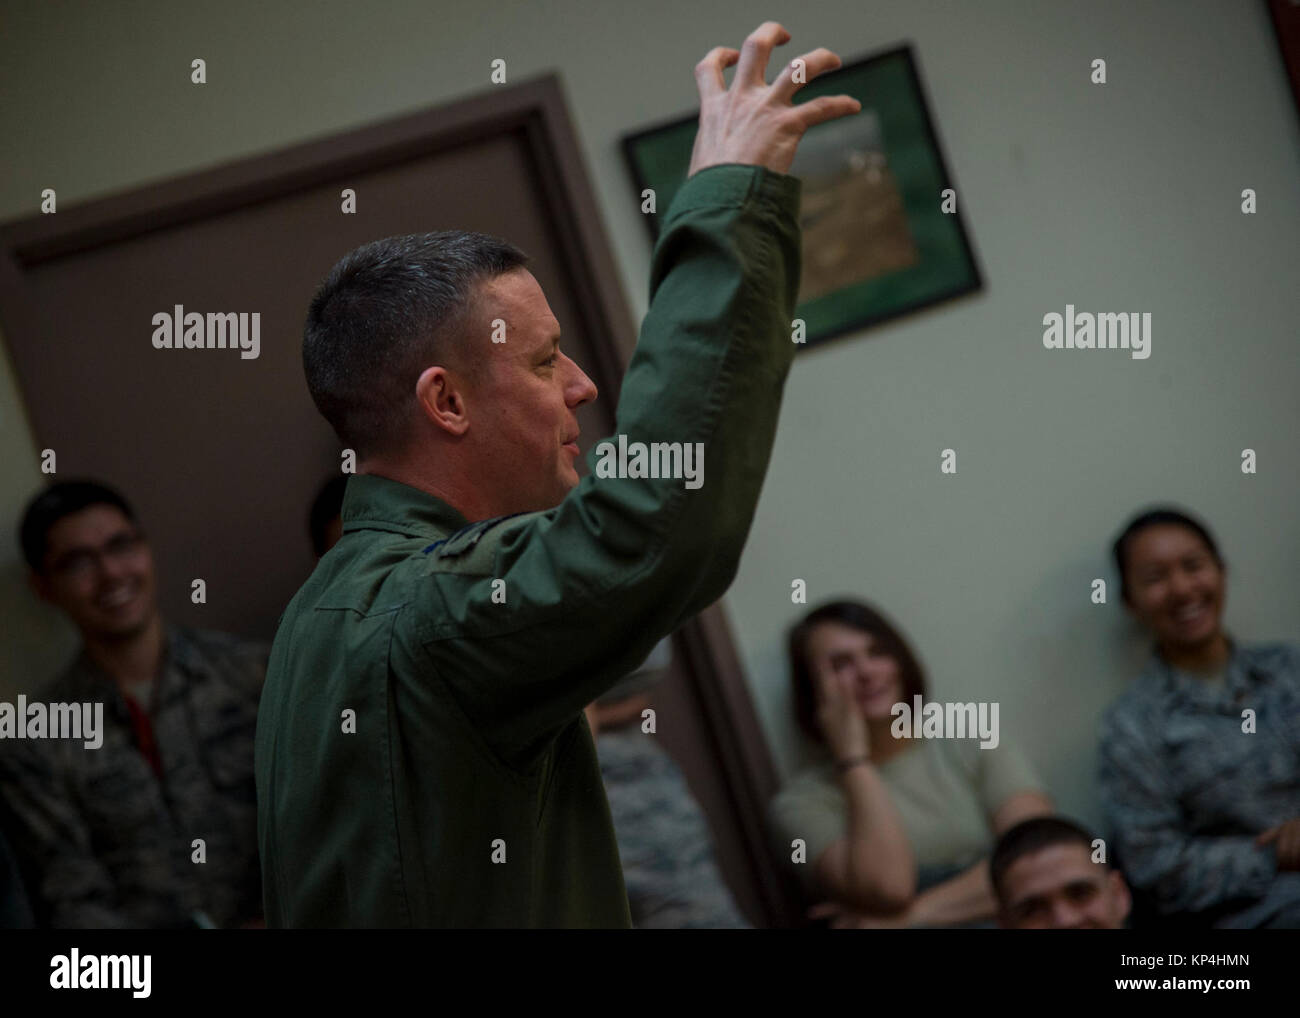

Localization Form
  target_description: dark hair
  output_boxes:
[1111,506,1222,602]
[990,816,1102,902]
[308,475,349,557]
[19,479,136,573]
[303,230,529,458]
[787,599,928,747]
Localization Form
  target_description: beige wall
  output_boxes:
[2,0,1297,834]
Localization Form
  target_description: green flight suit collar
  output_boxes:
[340,473,469,541]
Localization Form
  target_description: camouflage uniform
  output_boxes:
[0,625,267,928]
[595,724,749,928]
[1097,640,1300,927]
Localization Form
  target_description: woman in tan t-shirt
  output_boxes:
[770,599,1052,928]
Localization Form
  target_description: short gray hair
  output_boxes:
[303,230,528,457]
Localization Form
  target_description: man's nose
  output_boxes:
[1051,900,1085,929]
[97,551,134,583]
[566,358,598,407]
[1168,569,1198,601]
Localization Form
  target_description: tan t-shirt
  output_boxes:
[768,737,1043,892]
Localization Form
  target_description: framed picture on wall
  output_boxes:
[621,44,983,350]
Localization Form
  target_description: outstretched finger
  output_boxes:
[734,21,791,88]
[694,46,741,101]
[793,93,863,131]
[769,48,843,104]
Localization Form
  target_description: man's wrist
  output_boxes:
[664,163,801,229]
[834,754,870,775]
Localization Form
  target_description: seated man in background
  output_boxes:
[991,816,1130,929]
[769,600,1053,928]
[0,480,267,928]
[583,638,748,928]
[1098,507,1300,928]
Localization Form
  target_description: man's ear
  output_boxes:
[415,365,470,437]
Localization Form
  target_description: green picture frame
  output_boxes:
[622,44,983,349]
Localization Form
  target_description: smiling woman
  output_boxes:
[1111,507,1227,669]
[769,599,1051,928]
[1098,505,1300,928]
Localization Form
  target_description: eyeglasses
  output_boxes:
[48,531,147,580]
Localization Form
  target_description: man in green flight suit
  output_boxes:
[255,20,861,927]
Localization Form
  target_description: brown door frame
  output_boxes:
[0,73,804,927]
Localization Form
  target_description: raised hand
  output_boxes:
[688,21,862,178]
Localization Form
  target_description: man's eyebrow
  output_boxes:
[50,528,139,559]
[48,543,101,566]
[50,546,93,561]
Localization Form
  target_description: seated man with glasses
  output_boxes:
[0,480,267,928]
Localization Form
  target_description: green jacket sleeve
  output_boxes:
[403,163,802,765]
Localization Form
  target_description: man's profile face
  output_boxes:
[466,268,598,513]
[34,504,158,641]
[999,843,1131,929]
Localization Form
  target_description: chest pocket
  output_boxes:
[77,733,169,850]
[1163,712,1258,827]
